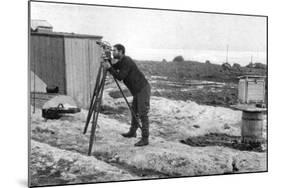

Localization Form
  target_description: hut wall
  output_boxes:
[30,35,66,94]
[88,39,102,99]
[64,37,101,108]
[30,71,47,92]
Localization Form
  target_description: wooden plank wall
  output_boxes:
[238,80,246,103]
[64,38,101,109]
[30,35,66,94]
[248,81,265,102]
[238,78,265,103]
[88,39,102,100]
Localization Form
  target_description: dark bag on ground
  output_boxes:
[42,104,64,119]
[42,103,81,119]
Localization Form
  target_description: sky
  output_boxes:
[30,1,267,65]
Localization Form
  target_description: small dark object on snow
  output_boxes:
[42,108,62,119]
[232,160,239,172]
[224,123,231,129]
[193,124,200,128]
[42,103,80,120]
[46,86,59,93]
[256,103,266,108]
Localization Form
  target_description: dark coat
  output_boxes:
[108,56,149,95]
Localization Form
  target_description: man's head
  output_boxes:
[113,44,125,59]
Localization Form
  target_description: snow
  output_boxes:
[30,86,267,186]
[42,95,78,109]
[30,140,138,186]
[150,75,168,80]
[102,87,242,140]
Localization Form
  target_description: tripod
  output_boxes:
[83,58,142,156]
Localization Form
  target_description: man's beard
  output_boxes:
[113,54,121,59]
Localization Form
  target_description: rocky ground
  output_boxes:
[30,76,267,187]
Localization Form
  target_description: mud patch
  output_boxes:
[180,133,265,152]
[100,104,128,115]
[109,89,132,99]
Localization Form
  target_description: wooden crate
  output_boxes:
[238,75,266,104]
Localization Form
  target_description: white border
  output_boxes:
[1,0,280,188]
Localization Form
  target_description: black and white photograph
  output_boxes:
[28,1,268,187]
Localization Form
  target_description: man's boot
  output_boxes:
[121,131,137,138]
[134,115,149,146]
[122,109,138,138]
[134,137,149,147]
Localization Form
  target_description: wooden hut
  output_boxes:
[30,25,103,108]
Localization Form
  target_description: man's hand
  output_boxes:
[102,61,111,69]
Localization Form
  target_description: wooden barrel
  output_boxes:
[241,111,265,144]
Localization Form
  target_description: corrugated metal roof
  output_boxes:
[31,19,53,31]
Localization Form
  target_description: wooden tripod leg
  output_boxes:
[88,69,107,156]
[84,65,103,134]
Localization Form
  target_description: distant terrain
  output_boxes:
[134,59,267,107]
[136,59,267,83]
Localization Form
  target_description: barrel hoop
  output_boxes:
[242,117,264,120]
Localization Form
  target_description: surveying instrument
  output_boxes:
[83,41,141,156]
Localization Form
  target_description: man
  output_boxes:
[102,44,151,147]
